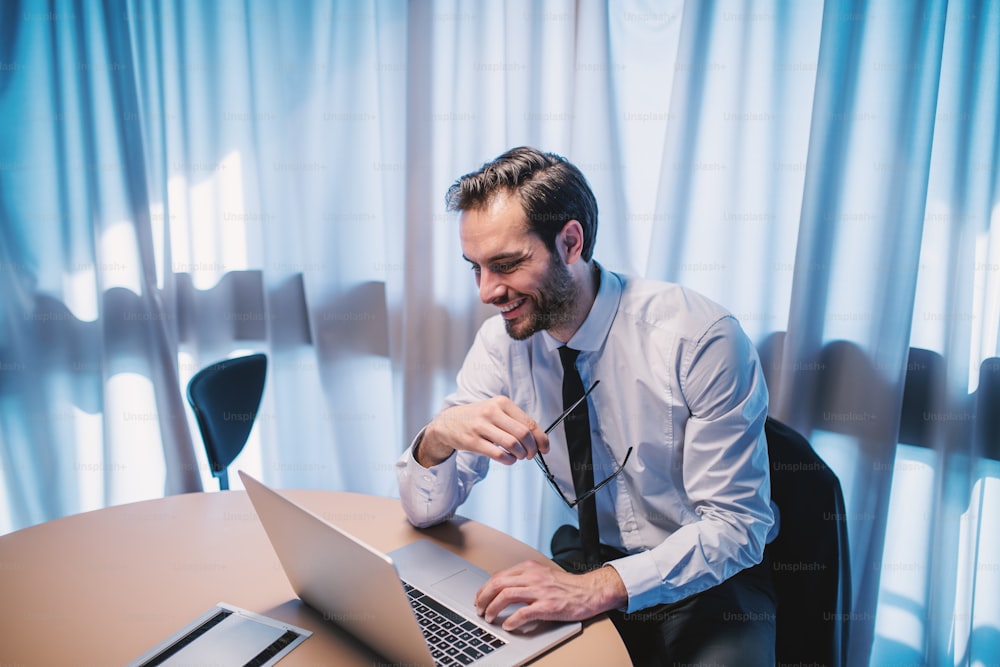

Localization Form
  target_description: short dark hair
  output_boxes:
[445,146,598,261]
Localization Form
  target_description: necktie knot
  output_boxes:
[558,345,581,370]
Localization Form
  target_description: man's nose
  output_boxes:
[479,270,504,303]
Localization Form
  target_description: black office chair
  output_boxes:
[186,353,268,490]
[975,357,1000,461]
[765,417,851,666]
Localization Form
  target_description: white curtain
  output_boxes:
[1,1,998,664]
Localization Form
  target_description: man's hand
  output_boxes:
[416,398,549,467]
[474,560,628,632]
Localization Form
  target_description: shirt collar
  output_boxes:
[541,262,622,353]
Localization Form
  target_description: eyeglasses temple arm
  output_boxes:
[543,379,601,435]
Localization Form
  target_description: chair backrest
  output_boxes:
[186,353,267,490]
[976,357,1000,461]
[765,417,851,666]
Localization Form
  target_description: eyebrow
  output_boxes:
[462,250,532,267]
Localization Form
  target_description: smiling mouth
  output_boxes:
[499,298,526,317]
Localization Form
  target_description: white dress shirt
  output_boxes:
[395,263,778,612]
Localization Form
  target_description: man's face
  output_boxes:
[459,194,577,341]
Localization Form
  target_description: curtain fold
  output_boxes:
[771,2,949,662]
[1,1,998,664]
[915,2,1000,664]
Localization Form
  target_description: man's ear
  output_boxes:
[560,220,585,264]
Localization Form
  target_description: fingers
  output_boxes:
[476,576,536,631]
[526,413,549,454]
[474,561,532,617]
[494,596,539,633]
[479,398,545,459]
[474,561,558,631]
[480,414,538,460]
[430,398,549,464]
[473,560,622,632]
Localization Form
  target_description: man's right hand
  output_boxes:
[415,397,549,467]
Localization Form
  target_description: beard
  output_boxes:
[504,254,578,341]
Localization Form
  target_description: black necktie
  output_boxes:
[558,346,601,565]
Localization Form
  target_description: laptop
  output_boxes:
[238,471,581,667]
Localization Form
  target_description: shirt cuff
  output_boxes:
[398,429,460,527]
[607,550,664,613]
[407,430,458,489]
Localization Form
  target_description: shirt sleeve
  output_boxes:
[394,428,491,528]
[608,315,774,611]
[395,324,504,528]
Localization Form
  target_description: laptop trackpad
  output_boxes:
[431,568,487,607]
[432,569,531,629]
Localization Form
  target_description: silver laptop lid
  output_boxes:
[239,471,435,666]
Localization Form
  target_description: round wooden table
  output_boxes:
[0,489,631,666]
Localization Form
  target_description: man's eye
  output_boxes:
[492,261,520,273]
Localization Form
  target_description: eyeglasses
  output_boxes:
[533,380,633,508]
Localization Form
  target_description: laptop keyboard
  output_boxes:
[403,582,506,666]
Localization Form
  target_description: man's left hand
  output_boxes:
[474,560,628,632]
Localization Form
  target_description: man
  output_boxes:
[395,147,777,665]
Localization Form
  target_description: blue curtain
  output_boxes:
[1,1,998,664]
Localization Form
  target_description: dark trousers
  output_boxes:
[552,526,776,667]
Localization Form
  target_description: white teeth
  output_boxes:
[500,299,524,313]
